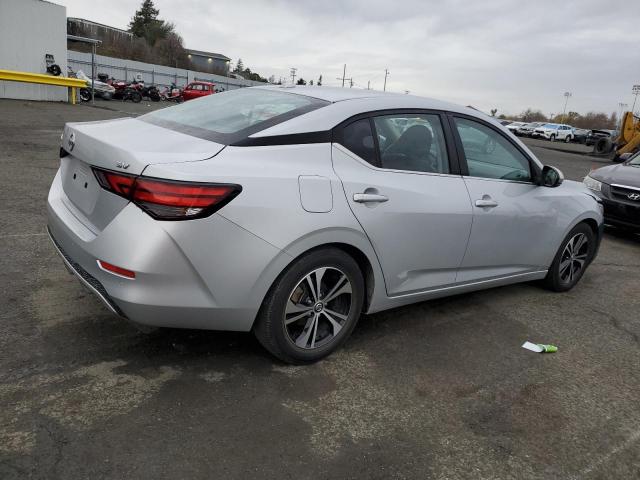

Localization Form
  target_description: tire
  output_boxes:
[543,223,596,292]
[595,137,613,155]
[565,135,571,143]
[130,91,142,103]
[79,88,92,102]
[254,248,365,364]
[550,134,556,142]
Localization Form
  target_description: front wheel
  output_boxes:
[254,248,364,364]
[79,88,92,102]
[550,134,556,142]
[565,135,571,143]
[543,223,596,292]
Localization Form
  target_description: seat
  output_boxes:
[382,125,433,172]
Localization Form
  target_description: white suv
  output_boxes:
[533,123,574,142]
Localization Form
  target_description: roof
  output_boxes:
[67,17,132,36]
[186,49,231,61]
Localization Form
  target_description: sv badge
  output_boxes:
[116,162,130,170]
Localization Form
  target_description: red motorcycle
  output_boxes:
[106,78,142,103]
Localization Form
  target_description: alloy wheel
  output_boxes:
[284,267,352,350]
[559,233,589,284]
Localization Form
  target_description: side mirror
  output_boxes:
[541,165,564,187]
[620,152,633,162]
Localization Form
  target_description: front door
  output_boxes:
[451,115,559,283]
[332,113,473,296]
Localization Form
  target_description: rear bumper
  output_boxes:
[47,168,285,331]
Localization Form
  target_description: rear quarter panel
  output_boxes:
[143,143,387,314]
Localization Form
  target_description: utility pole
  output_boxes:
[383,68,389,91]
[632,84,640,114]
[337,64,346,87]
[561,91,572,124]
[290,67,297,85]
[367,80,370,90]
[349,78,353,88]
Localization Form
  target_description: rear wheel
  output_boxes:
[565,135,571,143]
[550,134,556,142]
[254,248,364,364]
[79,88,92,102]
[130,91,142,103]
[543,223,596,292]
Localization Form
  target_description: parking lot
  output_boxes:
[1,98,639,479]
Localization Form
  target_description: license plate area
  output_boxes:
[62,156,101,215]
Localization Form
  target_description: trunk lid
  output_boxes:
[59,118,224,231]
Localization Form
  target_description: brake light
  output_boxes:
[92,168,241,220]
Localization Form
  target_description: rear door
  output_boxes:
[332,111,473,296]
[449,114,558,282]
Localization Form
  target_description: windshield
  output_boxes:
[628,152,640,166]
[140,88,329,144]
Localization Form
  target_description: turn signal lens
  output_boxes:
[92,168,241,220]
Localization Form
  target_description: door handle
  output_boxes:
[353,193,389,203]
[475,199,498,208]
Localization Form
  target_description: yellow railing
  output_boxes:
[0,69,87,104]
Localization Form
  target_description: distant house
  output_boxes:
[186,49,231,76]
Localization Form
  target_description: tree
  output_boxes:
[296,78,307,85]
[317,74,323,86]
[129,0,159,38]
[128,0,173,46]
[233,59,244,74]
[520,108,547,123]
[309,79,314,85]
[490,108,498,117]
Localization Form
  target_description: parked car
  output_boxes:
[533,123,574,142]
[499,120,512,126]
[47,86,603,363]
[584,152,640,231]
[585,129,618,146]
[517,122,545,137]
[182,81,215,101]
[572,128,591,144]
[505,121,526,134]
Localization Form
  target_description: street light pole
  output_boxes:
[561,91,572,124]
[632,84,640,114]
[383,68,389,92]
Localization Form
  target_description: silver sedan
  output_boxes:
[47,86,603,363]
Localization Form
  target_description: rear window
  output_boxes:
[140,88,329,144]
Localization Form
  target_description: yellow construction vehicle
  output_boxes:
[593,111,640,161]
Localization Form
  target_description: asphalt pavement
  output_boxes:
[1,99,639,480]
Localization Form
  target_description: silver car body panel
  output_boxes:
[47,86,603,331]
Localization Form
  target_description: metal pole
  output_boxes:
[383,68,389,91]
[561,92,571,124]
[342,64,346,87]
[91,44,95,105]
[367,80,370,90]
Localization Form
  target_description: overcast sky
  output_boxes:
[57,0,640,116]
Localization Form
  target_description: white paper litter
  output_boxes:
[522,341,544,353]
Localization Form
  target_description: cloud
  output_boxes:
[59,0,640,115]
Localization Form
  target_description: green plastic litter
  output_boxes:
[537,344,558,353]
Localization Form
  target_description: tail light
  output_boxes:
[93,168,241,220]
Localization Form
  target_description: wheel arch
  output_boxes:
[250,228,386,330]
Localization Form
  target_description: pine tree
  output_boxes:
[317,74,323,86]
[129,0,160,38]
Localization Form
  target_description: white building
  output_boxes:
[0,0,68,101]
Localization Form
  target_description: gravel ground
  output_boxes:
[1,99,639,480]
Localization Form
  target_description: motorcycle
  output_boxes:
[106,78,142,103]
[68,67,115,102]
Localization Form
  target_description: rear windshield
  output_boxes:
[140,88,329,144]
